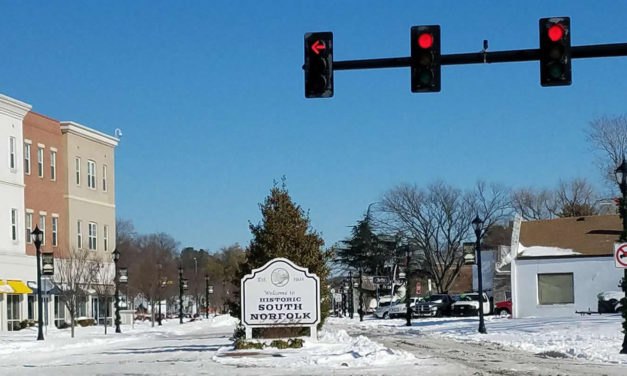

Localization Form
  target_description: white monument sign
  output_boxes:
[241,258,320,340]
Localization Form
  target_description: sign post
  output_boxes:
[241,258,320,341]
[615,243,627,268]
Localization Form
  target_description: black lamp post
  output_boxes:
[156,263,163,326]
[358,268,364,322]
[405,248,412,327]
[348,271,354,319]
[205,275,210,319]
[472,215,487,334]
[178,266,184,324]
[614,158,627,354]
[341,284,347,317]
[32,225,44,341]
[113,248,122,333]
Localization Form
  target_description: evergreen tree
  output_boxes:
[240,181,332,329]
[335,212,391,274]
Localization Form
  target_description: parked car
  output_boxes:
[597,291,625,313]
[494,299,512,318]
[451,292,490,316]
[415,294,454,317]
[388,297,424,318]
[373,300,399,319]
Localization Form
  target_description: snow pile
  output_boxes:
[518,244,580,257]
[213,328,416,370]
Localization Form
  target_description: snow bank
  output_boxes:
[213,328,416,370]
[518,244,580,257]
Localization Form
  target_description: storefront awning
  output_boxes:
[0,281,13,293]
[7,280,33,294]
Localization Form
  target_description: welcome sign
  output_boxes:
[241,258,320,333]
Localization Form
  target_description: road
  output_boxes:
[331,321,627,376]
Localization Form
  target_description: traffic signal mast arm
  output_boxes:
[332,42,627,70]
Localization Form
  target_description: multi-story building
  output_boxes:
[0,92,118,332]
[0,94,33,331]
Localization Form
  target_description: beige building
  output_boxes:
[61,121,118,257]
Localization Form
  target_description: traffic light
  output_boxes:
[539,17,571,86]
[411,25,440,92]
[304,32,333,98]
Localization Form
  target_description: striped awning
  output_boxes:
[7,280,33,294]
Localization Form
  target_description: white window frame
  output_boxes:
[103,225,109,251]
[39,214,46,245]
[11,209,18,242]
[37,146,44,178]
[87,160,96,189]
[50,149,57,181]
[9,137,17,171]
[25,211,33,243]
[24,142,31,175]
[75,157,81,186]
[88,222,97,250]
[52,215,58,247]
[102,165,108,192]
[77,220,83,249]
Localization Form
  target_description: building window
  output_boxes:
[9,137,16,170]
[26,212,32,243]
[538,273,574,305]
[75,157,81,185]
[38,147,44,177]
[87,160,96,189]
[77,221,83,249]
[103,225,109,251]
[40,215,46,245]
[88,222,97,250]
[7,295,20,331]
[24,143,31,174]
[11,209,18,242]
[102,165,108,191]
[52,216,58,247]
[50,150,56,181]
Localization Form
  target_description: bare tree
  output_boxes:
[587,115,627,187]
[92,254,115,334]
[511,187,557,220]
[555,178,599,217]
[54,248,99,338]
[380,181,510,293]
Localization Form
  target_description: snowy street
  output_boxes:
[1,314,627,375]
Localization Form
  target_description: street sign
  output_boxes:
[373,276,389,284]
[42,253,54,275]
[615,243,627,268]
[207,285,214,294]
[119,267,128,284]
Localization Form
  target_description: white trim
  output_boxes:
[0,181,25,188]
[24,139,32,145]
[37,143,45,148]
[0,94,32,119]
[63,195,115,208]
[25,209,34,214]
[60,121,119,147]
[50,147,58,152]
[51,213,59,218]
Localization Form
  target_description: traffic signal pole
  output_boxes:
[333,42,627,71]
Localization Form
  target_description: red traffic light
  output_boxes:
[548,24,564,42]
[418,33,434,49]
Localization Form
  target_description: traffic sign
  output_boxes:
[615,243,627,268]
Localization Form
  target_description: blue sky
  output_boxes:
[1,1,626,252]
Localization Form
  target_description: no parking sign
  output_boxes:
[615,243,627,268]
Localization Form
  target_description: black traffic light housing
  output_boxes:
[304,32,333,98]
[539,17,571,86]
[411,25,441,92]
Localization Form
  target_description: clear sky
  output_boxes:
[1,1,626,253]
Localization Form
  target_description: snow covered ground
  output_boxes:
[0,313,626,375]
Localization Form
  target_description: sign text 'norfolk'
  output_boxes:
[241,258,320,327]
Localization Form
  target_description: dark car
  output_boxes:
[414,294,454,317]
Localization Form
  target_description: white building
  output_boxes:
[510,215,624,318]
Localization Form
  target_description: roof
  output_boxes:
[519,215,621,256]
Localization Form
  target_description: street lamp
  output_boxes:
[405,247,412,327]
[112,248,122,333]
[358,268,364,322]
[348,271,354,319]
[179,266,184,324]
[157,263,163,326]
[32,225,44,341]
[205,275,210,319]
[472,215,487,334]
[614,158,627,354]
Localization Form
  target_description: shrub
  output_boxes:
[28,320,36,327]
[57,322,71,329]
[288,338,304,348]
[234,339,265,350]
[232,321,246,341]
[19,320,29,329]
[269,340,288,349]
[76,318,96,327]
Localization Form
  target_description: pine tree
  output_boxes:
[240,181,332,329]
